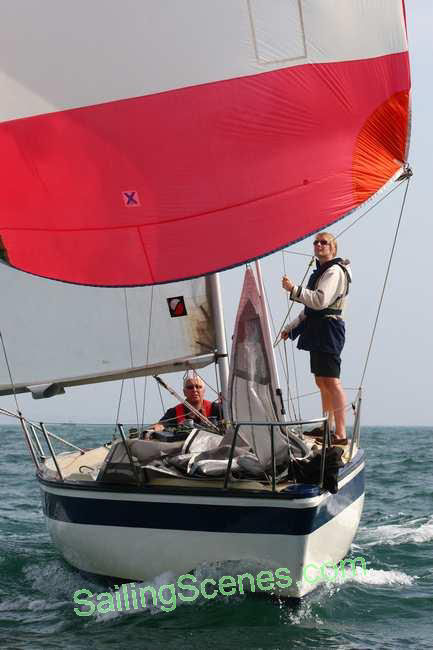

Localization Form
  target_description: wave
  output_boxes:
[295,565,415,598]
[335,566,415,586]
[358,516,433,547]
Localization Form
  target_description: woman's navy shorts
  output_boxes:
[310,351,341,378]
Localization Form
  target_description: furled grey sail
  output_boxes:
[228,267,287,467]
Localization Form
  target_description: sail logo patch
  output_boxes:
[167,297,187,318]
[122,191,140,207]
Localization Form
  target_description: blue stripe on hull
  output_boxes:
[41,466,364,536]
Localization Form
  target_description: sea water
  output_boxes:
[0,425,432,649]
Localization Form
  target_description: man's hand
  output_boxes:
[282,275,294,292]
[281,330,289,341]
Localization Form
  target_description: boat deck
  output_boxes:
[40,437,357,493]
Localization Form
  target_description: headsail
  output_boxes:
[0,1,410,286]
[229,267,286,466]
[0,268,215,397]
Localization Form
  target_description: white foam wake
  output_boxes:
[332,566,415,586]
[87,570,181,621]
[83,560,263,622]
[360,516,433,547]
[298,565,416,594]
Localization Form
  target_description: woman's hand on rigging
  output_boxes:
[282,275,294,292]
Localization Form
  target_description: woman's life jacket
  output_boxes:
[285,258,352,355]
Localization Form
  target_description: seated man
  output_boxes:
[153,376,222,432]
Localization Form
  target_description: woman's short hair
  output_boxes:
[316,232,337,257]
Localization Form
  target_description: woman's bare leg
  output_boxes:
[318,377,346,439]
[315,376,335,431]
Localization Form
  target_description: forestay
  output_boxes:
[0,0,410,287]
[0,267,215,396]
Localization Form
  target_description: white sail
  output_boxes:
[0,267,215,397]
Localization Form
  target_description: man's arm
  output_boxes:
[148,406,177,432]
[159,406,177,424]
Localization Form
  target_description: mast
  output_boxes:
[207,274,229,420]
[254,261,285,419]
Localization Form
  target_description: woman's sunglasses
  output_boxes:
[313,239,331,246]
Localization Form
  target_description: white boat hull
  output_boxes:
[39,454,365,598]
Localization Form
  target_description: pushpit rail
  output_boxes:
[1,407,359,489]
[0,406,85,480]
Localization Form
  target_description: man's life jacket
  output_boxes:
[175,400,213,424]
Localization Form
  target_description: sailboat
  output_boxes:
[0,1,410,598]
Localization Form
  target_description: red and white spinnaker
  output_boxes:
[0,1,410,286]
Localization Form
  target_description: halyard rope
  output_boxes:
[335,177,407,240]
[140,286,154,430]
[123,288,140,431]
[281,250,304,422]
[273,172,411,414]
[0,331,20,412]
[114,379,125,434]
[261,270,301,422]
[358,176,411,388]
[273,256,315,347]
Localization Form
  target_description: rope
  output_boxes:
[282,341,296,421]
[282,387,358,402]
[140,381,147,431]
[195,371,219,397]
[281,249,305,422]
[183,370,224,419]
[114,379,125,434]
[212,362,223,420]
[123,289,140,430]
[140,286,154,430]
[273,178,408,349]
[283,250,313,258]
[282,178,407,259]
[289,341,303,421]
[0,331,20,412]
[273,174,411,420]
[273,255,315,346]
[283,340,302,423]
[260,275,300,425]
[335,178,407,241]
[261,268,304,427]
[262,265,288,385]
[280,251,294,421]
[358,177,411,387]
[156,379,166,414]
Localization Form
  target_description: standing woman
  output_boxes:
[281,233,351,444]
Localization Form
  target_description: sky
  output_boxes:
[0,2,432,428]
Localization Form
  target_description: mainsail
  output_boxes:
[0,1,410,287]
[0,267,215,396]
